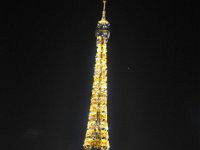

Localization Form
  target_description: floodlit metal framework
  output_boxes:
[83,0,110,150]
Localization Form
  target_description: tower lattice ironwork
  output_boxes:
[83,0,110,150]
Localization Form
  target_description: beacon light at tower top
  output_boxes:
[83,0,111,150]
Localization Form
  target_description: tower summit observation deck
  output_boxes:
[83,0,111,150]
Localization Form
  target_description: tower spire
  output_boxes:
[102,0,107,20]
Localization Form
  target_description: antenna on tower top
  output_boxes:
[102,0,107,20]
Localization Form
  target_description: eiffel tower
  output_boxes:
[83,0,110,150]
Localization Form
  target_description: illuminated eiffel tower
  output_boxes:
[83,0,110,150]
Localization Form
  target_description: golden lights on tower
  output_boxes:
[83,0,110,150]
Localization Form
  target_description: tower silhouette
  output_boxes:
[83,0,110,150]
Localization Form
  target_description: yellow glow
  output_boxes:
[83,0,110,149]
[84,37,110,150]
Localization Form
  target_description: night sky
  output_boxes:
[0,0,199,150]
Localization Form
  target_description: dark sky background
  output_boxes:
[0,0,199,150]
